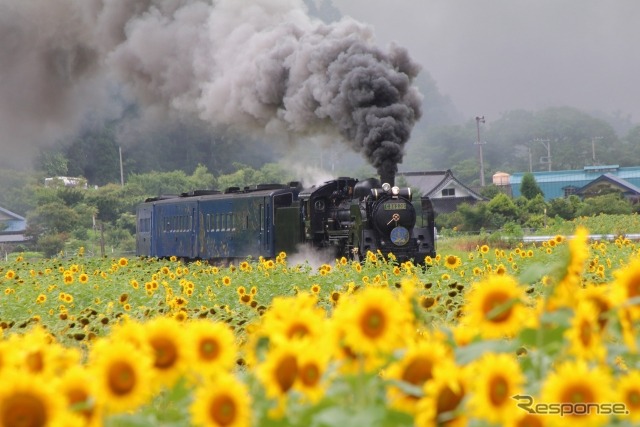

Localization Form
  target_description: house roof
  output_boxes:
[576,173,640,196]
[0,206,26,234]
[397,170,484,200]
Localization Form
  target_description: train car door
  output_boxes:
[264,197,272,254]
[136,203,153,256]
[189,206,197,259]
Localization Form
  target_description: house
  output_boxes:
[0,206,27,243]
[508,165,640,201]
[576,173,640,203]
[397,170,485,213]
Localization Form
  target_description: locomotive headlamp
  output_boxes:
[382,183,391,192]
[391,186,400,195]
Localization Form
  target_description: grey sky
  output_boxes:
[332,0,640,123]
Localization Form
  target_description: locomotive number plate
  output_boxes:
[383,202,406,210]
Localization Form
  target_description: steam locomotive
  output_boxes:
[135,177,436,264]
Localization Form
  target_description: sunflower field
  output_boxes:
[1,227,640,427]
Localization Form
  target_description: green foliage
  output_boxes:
[434,210,464,231]
[36,150,69,176]
[456,202,490,231]
[576,193,633,216]
[36,233,66,258]
[547,196,581,220]
[126,170,199,197]
[27,203,80,234]
[520,172,544,199]
[216,163,294,190]
[479,185,502,199]
[85,184,129,223]
[0,168,39,216]
[57,188,85,207]
[525,194,548,215]
[486,193,519,227]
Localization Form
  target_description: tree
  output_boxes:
[457,202,490,232]
[486,193,519,228]
[35,150,68,176]
[547,196,581,220]
[576,194,632,216]
[520,173,544,199]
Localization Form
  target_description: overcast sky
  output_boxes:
[332,0,640,123]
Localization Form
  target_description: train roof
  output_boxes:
[142,183,300,204]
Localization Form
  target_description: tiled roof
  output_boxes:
[0,206,26,234]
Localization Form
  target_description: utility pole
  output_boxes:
[591,136,603,165]
[119,146,124,186]
[534,138,552,171]
[475,116,486,186]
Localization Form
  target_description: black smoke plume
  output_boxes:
[0,0,422,175]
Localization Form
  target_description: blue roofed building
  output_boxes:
[509,165,640,201]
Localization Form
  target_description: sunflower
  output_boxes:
[222,276,232,286]
[540,359,613,427]
[616,371,640,422]
[141,316,189,388]
[479,245,490,254]
[415,360,468,427]
[118,258,128,267]
[58,366,103,426]
[579,285,613,331]
[332,286,413,356]
[611,256,640,317]
[329,291,341,305]
[185,320,237,378]
[495,264,507,275]
[462,274,529,339]
[78,273,89,284]
[190,372,252,427]
[0,370,67,427]
[443,255,462,270]
[0,340,18,377]
[565,301,606,361]
[385,338,453,414]
[89,339,153,414]
[549,227,590,308]
[468,352,524,424]
[108,319,148,350]
[256,344,300,399]
[4,270,15,280]
[618,307,638,352]
[293,343,331,403]
[13,325,73,377]
[258,294,327,345]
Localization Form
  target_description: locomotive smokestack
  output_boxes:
[380,172,395,187]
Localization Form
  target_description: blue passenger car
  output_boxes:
[136,185,300,261]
